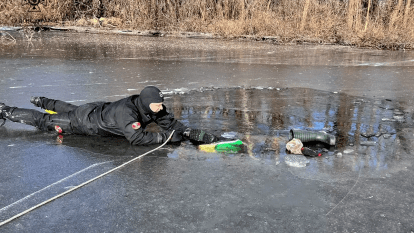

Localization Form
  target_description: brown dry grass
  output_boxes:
[1,0,413,49]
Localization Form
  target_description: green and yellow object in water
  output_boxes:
[199,139,244,153]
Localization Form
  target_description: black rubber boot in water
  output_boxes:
[289,129,336,146]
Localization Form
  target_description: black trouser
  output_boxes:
[4,98,78,133]
[37,98,78,113]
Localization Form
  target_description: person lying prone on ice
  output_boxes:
[0,86,219,145]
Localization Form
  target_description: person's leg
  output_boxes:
[0,104,73,133]
[30,97,78,113]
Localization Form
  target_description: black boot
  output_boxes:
[0,103,8,126]
[30,96,45,108]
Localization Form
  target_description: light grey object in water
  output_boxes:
[221,132,238,139]
[360,141,377,146]
[285,154,310,168]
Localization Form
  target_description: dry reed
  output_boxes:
[0,0,413,49]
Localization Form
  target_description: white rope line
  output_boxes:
[0,130,175,227]
[0,161,112,213]
[325,166,362,216]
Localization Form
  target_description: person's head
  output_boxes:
[138,86,164,114]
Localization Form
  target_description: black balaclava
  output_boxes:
[137,86,164,114]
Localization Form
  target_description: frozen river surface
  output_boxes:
[1,31,414,232]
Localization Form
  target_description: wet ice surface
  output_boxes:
[1,31,414,103]
[1,31,414,232]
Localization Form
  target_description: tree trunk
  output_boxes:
[364,0,371,31]
[403,0,412,27]
[300,0,311,31]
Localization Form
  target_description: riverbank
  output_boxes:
[1,0,413,50]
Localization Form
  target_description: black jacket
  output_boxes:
[68,95,186,145]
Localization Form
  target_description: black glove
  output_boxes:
[165,130,183,143]
[183,128,219,144]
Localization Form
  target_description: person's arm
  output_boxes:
[153,106,187,133]
[124,124,167,145]
[116,110,171,145]
[123,121,183,145]
[154,106,220,144]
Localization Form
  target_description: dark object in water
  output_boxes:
[301,147,322,157]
